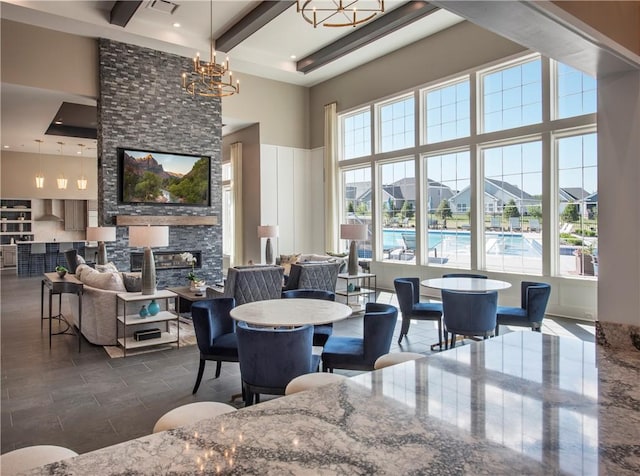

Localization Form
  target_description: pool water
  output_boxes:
[382,229,541,257]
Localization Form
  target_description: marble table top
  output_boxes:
[230,298,352,327]
[422,277,512,292]
[23,332,640,475]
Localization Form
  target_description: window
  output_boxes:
[341,108,371,160]
[342,167,372,258]
[482,141,543,275]
[426,150,471,268]
[557,132,597,277]
[378,95,415,152]
[380,159,415,263]
[482,58,542,133]
[424,79,470,143]
[555,62,597,119]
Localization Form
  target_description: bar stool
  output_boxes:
[28,242,47,275]
[285,372,347,395]
[56,242,74,267]
[152,402,237,434]
[0,445,78,475]
[374,352,425,370]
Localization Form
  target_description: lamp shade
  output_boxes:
[257,225,279,238]
[340,224,368,241]
[86,227,116,242]
[129,226,169,248]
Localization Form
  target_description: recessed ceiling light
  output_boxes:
[54,119,63,125]
[290,55,297,59]
[3,145,9,149]
[173,22,181,28]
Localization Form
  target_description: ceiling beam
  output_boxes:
[110,1,143,28]
[215,1,296,53]
[297,1,440,74]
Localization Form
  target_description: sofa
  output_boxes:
[64,264,159,345]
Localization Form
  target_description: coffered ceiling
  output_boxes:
[0,1,464,157]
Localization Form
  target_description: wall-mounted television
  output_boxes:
[118,148,211,206]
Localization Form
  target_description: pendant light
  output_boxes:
[76,143,87,190]
[56,141,68,190]
[35,139,45,189]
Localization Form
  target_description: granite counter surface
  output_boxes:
[23,332,640,475]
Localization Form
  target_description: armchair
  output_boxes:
[283,262,341,292]
[495,281,551,335]
[218,265,284,305]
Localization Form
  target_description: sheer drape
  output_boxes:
[231,142,243,267]
[324,102,338,253]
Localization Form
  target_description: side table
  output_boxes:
[41,273,83,351]
[116,290,178,357]
[168,286,216,321]
[336,273,377,312]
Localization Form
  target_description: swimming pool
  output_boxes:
[382,229,542,257]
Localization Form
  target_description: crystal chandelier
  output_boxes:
[297,0,384,28]
[34,139,45,189]
[77,143,87,190]
[56,142,68,190]
[181,0,239,97]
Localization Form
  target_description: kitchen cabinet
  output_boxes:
[1,245,17,268]
[0,199,33,244]
[64,200,86,231]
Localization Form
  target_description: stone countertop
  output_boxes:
[23,332,640,475]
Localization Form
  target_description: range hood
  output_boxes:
[36,199,63,222]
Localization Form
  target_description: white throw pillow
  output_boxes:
[80,267,126,292]
[95,262,119,273]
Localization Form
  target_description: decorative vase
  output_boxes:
[190,280,205,292]
[148,299,160,316]
[139,305,149,318]
[56,270,67,279]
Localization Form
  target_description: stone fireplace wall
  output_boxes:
[97,39,222,287]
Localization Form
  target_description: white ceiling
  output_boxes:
[0,0,464,156]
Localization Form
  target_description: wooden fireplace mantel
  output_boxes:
[116,215,218,226]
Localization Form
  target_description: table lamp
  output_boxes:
[340,224,368,276]
[129,225,169,295]
[86,227,117,265]
[257,225,278,265]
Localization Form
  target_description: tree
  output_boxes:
[562,202,580,222]
[356,201,369,216]
[347,201,355,213]
[401,201,414,220]
[436,199,452,229]
[527,205,542,219]
[502,199,520,219]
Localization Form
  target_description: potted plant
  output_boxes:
[55,265,68,278]
[181,252,205,291]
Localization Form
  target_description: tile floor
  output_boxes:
[0,271,595,455]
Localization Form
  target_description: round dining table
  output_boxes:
[421,277,512,293]
[230,298,353,327]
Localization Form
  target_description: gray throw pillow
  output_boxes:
[121,272,142,292]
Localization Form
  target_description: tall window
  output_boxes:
[378,95,415,152]
[555,63,597,119]
[482,58,542,133]
[342,167,372,258]
[426,150,471,268]
[341,108,371,160]
[557,132,597,277]
[424,79,470,143]
[483,141,543,275]
[380,160,415,264]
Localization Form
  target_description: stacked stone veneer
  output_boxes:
[98,39,222,287]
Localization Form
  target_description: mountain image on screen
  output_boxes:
[121,151,209,205]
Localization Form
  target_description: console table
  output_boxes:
[41,273,83,351]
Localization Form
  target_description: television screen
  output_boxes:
[118,148,211,206]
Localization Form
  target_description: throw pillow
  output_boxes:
[95,262,119,273]
[80,267,127,292]
[121,272,142,292]
[279,253,301,275]
[76,254,86,265]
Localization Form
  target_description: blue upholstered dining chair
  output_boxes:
[236,322,319,406]
[394,277,442,346]
[441,290,498,349]
[441,273,488,279]
[321,302,398,372]
[281,289,336,346]
[190,298,238,394]
[495,281,551,335]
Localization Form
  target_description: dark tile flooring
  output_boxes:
[0,271,595,455]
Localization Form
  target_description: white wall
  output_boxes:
[260,144,325,260]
